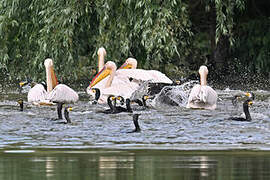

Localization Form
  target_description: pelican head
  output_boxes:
[88,61,117,88]
[97,47,107,72]
[97,47,106,56]
[44,58,53,68]
[198,65,208,86]
[119,58,137,69]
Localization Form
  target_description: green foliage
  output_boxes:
[213,0,245,45]
[95,0,192,69]
[0,0,269,85]
[233,18,270,75]
[0,0,192,82]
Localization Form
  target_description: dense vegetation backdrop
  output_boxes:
[0,0,269,88]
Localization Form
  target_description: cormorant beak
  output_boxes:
[19,81,27,88]
[89,66,111,88]
[116,96,123,101]
[119,62,133,69]
[144,95,155,100]
[144,95,150,100]
[117,96,125,105]
[245,92,255,99]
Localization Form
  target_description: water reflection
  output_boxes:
[1,150,270,179]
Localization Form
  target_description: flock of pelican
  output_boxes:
[86,48,172,103]
[19,47,254,126]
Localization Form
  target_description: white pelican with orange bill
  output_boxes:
[20,58,79,119]
[118,58,173,83]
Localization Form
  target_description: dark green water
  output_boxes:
[1,149,270,180]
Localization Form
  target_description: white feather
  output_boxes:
[27,84,47,103]
[46,84,79,103]
[187,84,217,110]
[116,69,173,84]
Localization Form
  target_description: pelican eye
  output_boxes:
[92,89,96,93]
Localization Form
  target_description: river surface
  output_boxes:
[0,85,270,179]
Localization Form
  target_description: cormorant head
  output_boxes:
[245,92,255,100]
[87,88,101,104]
[107,95,116,104]
[116,96,125,105]
[64,106,73,124]
[17,99,24,111]
[143,95,155,101]
[247,99,253,106]
[19,78,32,88]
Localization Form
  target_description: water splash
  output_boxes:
[130,80,152,100]
[130,80,198,108]
[151,81,198,107]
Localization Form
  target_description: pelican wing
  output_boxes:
[116,69,173,84]
[46,84,79,103]
[201,86,217,105]
[28,84,47,102]
[97,80,140,104]
[187,85,217,110]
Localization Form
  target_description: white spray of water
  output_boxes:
[130,80,198,108]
